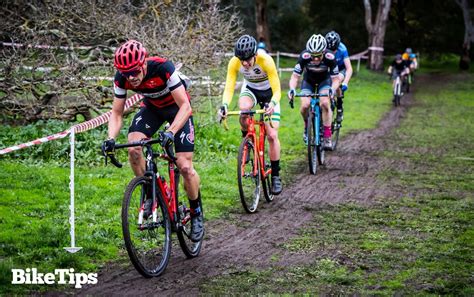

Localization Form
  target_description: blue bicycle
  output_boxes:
[294,92,331,175]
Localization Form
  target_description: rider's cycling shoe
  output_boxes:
[190,209,204,242]
[271,176,283,195]
[323,137,333,150]
[336,109,344,124]
[143,198,153,219]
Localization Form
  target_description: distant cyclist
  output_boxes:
[387,53,410,93]
[288,34,339,149]
[325,30,353,124]
[218,35,283,195]
[402,48,418,71]
[257,40,268,54]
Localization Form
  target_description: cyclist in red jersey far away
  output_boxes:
[101,40,203,242]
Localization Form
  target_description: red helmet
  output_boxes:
[114,40,147,72]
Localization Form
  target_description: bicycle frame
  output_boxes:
[394,75,402,96]
[111,139,185,228]
[295,93,327,146]
[226,109,271,179]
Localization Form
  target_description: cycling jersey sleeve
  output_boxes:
[159,61,183,91]
[293,51,310,75]
[222,57,241,106]
[261,55,281,105]
[324,52,339,76]
[113,71,127,99]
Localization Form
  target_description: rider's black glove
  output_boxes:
[161,131,174,148]
[101,138,115,156]
[160,131,176,161]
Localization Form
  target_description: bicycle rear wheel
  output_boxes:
[331,110,341,151]
[122,176,171,278]
[307,111,318,175]
[261,134,274,202]
[237,137,261,213]
[176,172,202,258]
[317,114,325,165]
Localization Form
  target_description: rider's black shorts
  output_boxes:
[301,77,332,94]
[128,103,195,153]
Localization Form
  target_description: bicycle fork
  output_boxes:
[311,100,321,146]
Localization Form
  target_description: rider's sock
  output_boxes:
[241,130,247,138]
[189,198,201,216]
[304,119,308,130]
[323,125,332,138]
[271,160,280,177]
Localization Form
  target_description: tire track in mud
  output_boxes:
[72,76,426,296]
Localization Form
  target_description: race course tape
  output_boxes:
[0,94,143,155]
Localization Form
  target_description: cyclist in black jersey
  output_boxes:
[101,40,203,242]
[287,34,339,149]
[387,54,410,92]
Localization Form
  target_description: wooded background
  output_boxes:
[0,0,472,124]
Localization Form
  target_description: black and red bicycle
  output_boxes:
[104,132,202,277]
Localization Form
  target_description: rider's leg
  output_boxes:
[176,152,200,201]
[265,119,282,194]
[128,132,147,177]
[239,95,254,137]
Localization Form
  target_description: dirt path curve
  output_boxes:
[76,76,421,296]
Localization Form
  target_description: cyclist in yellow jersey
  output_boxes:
[218,34,283,195]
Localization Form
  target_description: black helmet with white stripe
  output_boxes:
[325,31,341,51]
[234,35,257,60]
[306,34,327,54]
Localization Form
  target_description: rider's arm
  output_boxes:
[342,57,353,85]
[168,85,192,135]
[262,55,281,106]
[222,57,240,107]
[107,97,125,139]
[387,65,393,74]
[289,72,300,90]
[108,75,128,139]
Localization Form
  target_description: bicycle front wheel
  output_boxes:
[176,172,203,258]
[261,134,274,202]
[307,111,318,175]
[122,176,171,278]
[237,137,261,213]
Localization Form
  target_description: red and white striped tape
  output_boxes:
[0,94,143,155]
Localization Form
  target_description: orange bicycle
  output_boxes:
[223,109,274,213]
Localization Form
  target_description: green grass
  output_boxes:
[200,73,474,295]
[0,64,392,294]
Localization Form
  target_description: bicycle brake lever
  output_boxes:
[108,153,123,168]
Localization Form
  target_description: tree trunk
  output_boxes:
[363,0,392,71]
[455,0,473,69]
[255,0,271,51]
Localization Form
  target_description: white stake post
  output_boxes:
[64,127,82,253]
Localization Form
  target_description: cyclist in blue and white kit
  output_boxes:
[325,31,353,124]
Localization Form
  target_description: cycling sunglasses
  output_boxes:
[120,67,142,78]
[311,52,324,58]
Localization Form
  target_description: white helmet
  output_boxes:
[306,34,327,53]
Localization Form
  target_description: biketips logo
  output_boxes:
[11,268,98,288]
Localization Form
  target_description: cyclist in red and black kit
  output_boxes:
[101,40,203,242]
[288,34,340,149]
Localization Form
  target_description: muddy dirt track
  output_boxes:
[72,75,421,296]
